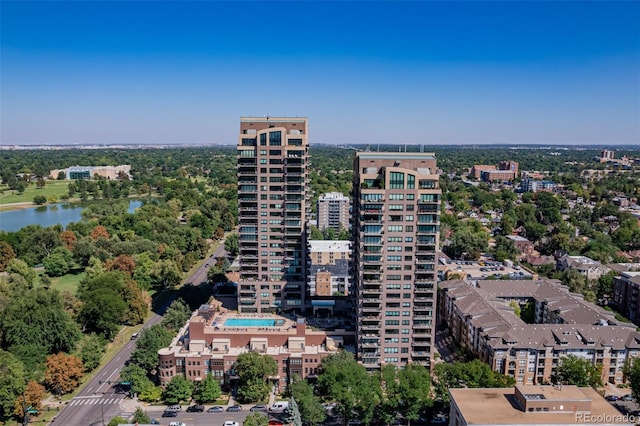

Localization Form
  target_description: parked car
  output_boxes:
[431,414,447,424]
[605,395,620,401]
[169,422,186,426]
[150,420,160,425]
[227,405,242,412]
[166,404,182,411]
[621,394,634,401]
[187,404,205,412]
[224,422,239,426]
[162,411,178,417]
[208,406,225,413]
[250,404,268,412]
[269,402,289,413]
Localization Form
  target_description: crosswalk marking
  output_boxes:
[69,397,120,406]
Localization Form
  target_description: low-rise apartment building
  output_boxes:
[449,385,634,425]
[557,255,610,281]
[439,279,640,385]
[157,305,354,392]
[307,240,352,316]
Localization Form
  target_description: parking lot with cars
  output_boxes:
[605,389,639,419]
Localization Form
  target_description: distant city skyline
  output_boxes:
[1,1,638,145]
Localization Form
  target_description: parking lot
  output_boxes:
[604,386,639,419]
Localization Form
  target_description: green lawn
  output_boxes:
[48,271,85,295]
[0,180,72,206]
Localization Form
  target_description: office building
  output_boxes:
[352,152,441,369]
[236,117,310,313]
[317,192,350,233]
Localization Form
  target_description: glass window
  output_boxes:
[269,131,282,145]
[407,174,415,189]
[390,172,405,189]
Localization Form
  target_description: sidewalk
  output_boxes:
[119,397,139,416]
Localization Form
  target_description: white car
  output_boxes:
[169,422,186,426]
[224,421,239,426]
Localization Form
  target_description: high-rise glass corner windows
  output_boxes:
[390,172,405,189]
[269,131,282,146]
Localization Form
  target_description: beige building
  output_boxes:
[317,192,350,233]
[557,255,611,281]
[50,165,131,180]
[308,240,351,295]
[353,152,441,369]
[439,279,640,385]
[449,385,634,425]
[236,117,309,313]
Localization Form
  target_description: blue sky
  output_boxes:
[1,1,639,145]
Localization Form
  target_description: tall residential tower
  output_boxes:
[317,192,351,233]
[237,117,310,313]
[353,152,441,369]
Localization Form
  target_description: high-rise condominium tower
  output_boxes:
[237,117,309,313]
[317,192,351,233]
[353,152,441,369]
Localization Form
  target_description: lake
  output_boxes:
[0,200,142,232]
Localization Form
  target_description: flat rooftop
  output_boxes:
[450,386,632,425]
[309,240,351,253]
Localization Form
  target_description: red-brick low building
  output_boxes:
[157,304,355,392]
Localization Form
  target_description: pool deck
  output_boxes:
[206,310,296,333]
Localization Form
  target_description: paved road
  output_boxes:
[143,408,254,426]
[50,244,228,426]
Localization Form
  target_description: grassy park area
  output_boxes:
[0,181,72,208]
[48,271,86,295]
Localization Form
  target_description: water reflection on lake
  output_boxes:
[0,200,142,232]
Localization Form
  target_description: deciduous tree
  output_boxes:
[105,254,136,276]
[317,351,379,425]
[90,225,109,241]
[60,230,78,251]
[235,352,278,403]
[163,375,194,404]
[624,358,640,402]
[193,373,221,403]
[44,353,84,394]
[243,412,269,426]
[107,416,128,426]
[0,242,16,272]
[13,380,45,419]
[0,350,25,422]
[129,325,173,374]
[398,364,432,425]
[78,333,106,372]
[132,407,151,424]
[161,299,192,331]
[288,377,326,426]
[553,355,602,388]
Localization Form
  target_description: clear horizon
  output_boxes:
[1,1,639,146]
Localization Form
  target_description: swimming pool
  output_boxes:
[224,318,277,327]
